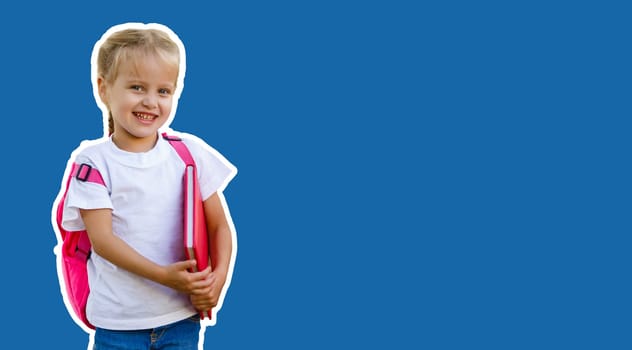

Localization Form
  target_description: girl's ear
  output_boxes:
[97,76,108,107]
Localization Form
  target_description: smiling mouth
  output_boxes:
[133,112,157,121]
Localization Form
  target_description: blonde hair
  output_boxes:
[96,27,181,135]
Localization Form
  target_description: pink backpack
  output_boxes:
[55,134,201,330]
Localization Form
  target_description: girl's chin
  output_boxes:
[125,124,164,138]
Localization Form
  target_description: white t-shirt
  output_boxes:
[61,132,236,330]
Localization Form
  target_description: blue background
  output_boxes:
[0,1,629,348]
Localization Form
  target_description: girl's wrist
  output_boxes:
[152,265,169,286]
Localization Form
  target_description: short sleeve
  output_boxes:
[61,160,112,231]
[184,138,237,201]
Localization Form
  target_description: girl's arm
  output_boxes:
[190,192,233,311]
[206,192,233,278]
[80,208,212,294]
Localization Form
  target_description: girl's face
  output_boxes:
[99,53,178,152]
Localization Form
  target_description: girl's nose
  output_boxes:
[142,94,158,108]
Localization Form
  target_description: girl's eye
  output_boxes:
[159,88,171,95]
[131,85,143,91]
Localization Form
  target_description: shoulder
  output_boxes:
[163,129,237,178]
[70,137,110,162]
[58,137,111,191]
[63,137,112,178]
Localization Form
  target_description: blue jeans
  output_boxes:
[93,315,201,350]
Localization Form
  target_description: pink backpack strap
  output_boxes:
[162,133,195,166]
[69,163,106,185]
[57,163,105,241]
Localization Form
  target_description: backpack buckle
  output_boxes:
[76,164,93,182]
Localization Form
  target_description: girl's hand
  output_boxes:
[161,260,212,294]
[190,272,225,312]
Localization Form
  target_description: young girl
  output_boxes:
[56,23,237,349]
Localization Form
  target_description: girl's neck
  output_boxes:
[111,132,158,153]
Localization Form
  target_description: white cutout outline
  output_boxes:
[50,22,238,350]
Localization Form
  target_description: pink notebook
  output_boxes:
[183,164,212,319]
